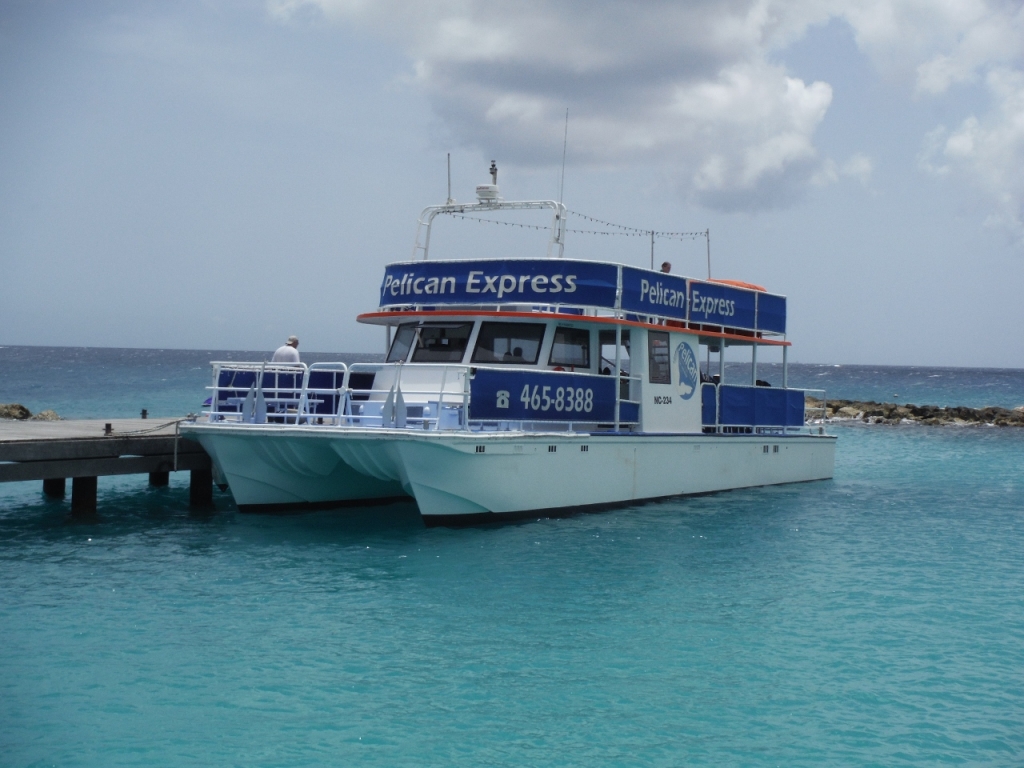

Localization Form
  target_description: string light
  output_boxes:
[567,211,705,240]
[440,211,707,243]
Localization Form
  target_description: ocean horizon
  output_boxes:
[2,346,1023,765]
[3,344,1024,419]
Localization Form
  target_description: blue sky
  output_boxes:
[1,0,1022,366]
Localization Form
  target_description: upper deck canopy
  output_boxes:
[377,258,786,335]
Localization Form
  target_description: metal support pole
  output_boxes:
[719,342,725,384]
[751,342,758,386]
[706,229,711,279]
[614,322,622,432]
[71,476,98,517]
[782,344,788,389]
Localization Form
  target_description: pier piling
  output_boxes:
[71,476,98,516]
[189,468,214,507]
[43,477,66,498]
[1,418,213,515]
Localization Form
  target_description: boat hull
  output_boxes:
[188,428,409,511]
[183,424,835,523]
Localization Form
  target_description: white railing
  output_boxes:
[803,388,827,425]
[204,361,641,432]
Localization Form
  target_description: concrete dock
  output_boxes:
[0,418,212,515]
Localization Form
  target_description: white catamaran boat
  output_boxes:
[182,170,835,526]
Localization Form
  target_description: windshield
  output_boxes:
[386,324,417,363]
[410,323,473,363]
[471,322,546,364]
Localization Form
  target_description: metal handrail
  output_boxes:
[203,361,641,430]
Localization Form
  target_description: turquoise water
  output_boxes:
[2,348,1024,765]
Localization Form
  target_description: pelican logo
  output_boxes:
[676,342,698,400]
[496,390,510,409]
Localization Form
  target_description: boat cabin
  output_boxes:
[204,193,819,436]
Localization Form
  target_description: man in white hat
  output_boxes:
[271,335,300,363]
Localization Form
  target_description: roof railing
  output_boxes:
[412,199,567,261]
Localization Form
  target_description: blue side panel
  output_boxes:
[470,369,617,422]
[754,387,787,426]
[221,370,256,389]
[786,389,806,426]
[757,293,787,334]
[712,385,807,427]
[380,259,618,309]
[308,370,345,414]
[217,370,256,412]
[263,371,301,402]
[719,385,755,425]
[620,267,688,321]
[702,384,717,425]
[618,402,640,424]
[688,281,757,330]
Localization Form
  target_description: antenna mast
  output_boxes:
[558,108,569,203]
[446,153,453,204]
[706,228,711,279]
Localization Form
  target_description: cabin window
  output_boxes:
[409,323,473,363]
[471,322,546,364]
[549,327,590,368]
[648,331,671,384]
[598,329,630,375]
[386,324,417,363]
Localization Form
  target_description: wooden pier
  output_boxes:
[0,418,212,515]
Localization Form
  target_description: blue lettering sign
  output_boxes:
[688,281,756,329]
[380,259,618,309]
[470,369,617,422]
[620,266,688,320]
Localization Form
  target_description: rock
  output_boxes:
[836,406,861,418]
[30,410,61,421]
[0,403,32,420]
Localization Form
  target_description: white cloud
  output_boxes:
[911,1,1024,94]
[921,67,1024,242]
[270,0,836,210]
[270,0,1024,233]
[841,153,873,185]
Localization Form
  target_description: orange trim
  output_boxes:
[709,278,766,292]
[356,309,790,346]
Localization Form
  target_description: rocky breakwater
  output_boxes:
[0,404,61,421]
[806,397,1024,427]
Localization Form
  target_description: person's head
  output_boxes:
[660,261,671,273]
[287,335,299,348]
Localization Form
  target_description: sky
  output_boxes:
[1,0,1022,367]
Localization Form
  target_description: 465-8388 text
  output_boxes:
[520,384,593,413]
